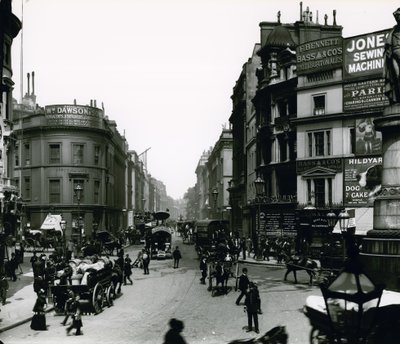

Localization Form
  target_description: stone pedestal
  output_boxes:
[361,104,400,291]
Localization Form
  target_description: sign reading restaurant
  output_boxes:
[45,105,103,129]
[343,29,389,80]
[296,37,343,75]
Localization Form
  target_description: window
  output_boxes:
[24,177,31,200]
[15,144,19,166]
[314,179,325,208]
[49,144,61,164]
[313,95,326,115]
[49,179,61,203]
[94,180,100,204]
[73,144,84,164]
[306,178,333,208]
[307,130,331,157]
[350,128,356,154]
[278,136,288,162]
[94,145,100,165]
[24,143,31,166]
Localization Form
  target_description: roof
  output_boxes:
[265,25,296,49]
[152,226,172,235]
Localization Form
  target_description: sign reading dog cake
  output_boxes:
[344,157,382,206]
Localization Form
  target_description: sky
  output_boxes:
[10,0,398,200]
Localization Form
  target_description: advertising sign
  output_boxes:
[296,158,342,174]
[343,79,389,112]
[343,29,389,80]
[344,157,382,207]
[45,105,103,129]
[355,117,382,155]
[296,37,343,75]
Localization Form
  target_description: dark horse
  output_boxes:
[210,261,232,296]
[284,256,318,285]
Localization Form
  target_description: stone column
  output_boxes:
[361,104,400,290]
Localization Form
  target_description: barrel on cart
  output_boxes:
[51,257,120,315]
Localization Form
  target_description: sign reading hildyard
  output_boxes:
[343,29,390,80]
[296,37,343,75]
[45,105,103,129]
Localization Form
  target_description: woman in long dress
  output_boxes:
[30,289,47,330]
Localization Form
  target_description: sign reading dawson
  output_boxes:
[45,105,103,128]
[296,37,343,75]
[343,29,389,80]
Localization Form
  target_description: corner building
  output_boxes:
[12,101,127,242]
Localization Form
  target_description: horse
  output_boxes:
[210,260,232,296]
[284,256,318,285]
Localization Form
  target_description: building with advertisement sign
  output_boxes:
[11,95,129,245]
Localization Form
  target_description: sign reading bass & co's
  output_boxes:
[45,105,103,128]
[296,37,343,75]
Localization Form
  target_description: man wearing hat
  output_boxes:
[244,282,260,334]
[384,8,400,104]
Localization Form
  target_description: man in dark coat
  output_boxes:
[172,246,182,268]
[244,282,260,334]
[199,256,207,284]
[164,318,187,344]
[236,267,249,305]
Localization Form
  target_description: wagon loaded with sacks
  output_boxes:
[51,256,122,315]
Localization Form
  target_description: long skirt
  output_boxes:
[30,313,47,330]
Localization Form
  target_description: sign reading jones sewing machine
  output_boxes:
[45,105,103,129]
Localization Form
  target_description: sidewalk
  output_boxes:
[237,252,285,267]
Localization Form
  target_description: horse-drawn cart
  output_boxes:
[51,256,121,315]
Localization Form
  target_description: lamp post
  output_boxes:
[320,209,384,343]
[254,176,265,260]
[74,183,83,253]
[338,209,351,261]
[60,218,67,257]
[212,187,219,219]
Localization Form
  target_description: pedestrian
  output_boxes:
[8,253,18,281]
[253,282,263,314]
[172,246,182,268]
[0,272,9,305]
[199,256,207,284]
[142,249,150,275]
[163,318,187,344]
[124,254,133,285]
[30,289,47,331]
[246,236,253,257]
[66,294,83,336]
[30,251,38,269]
[66,239,74,261]
[244,282,260,334]
[236,267,249,305]
[61,290,75,326]
[241,237,247,260]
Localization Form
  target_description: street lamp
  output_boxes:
[212,187,219,219]
[60,218,67,257]
[254,176,265,260]
[338,209,351,261]
[320,238,384,343]
[74,183,83,252]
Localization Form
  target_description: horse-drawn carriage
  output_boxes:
[51,256,122,315]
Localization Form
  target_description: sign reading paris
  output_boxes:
[45,105,103,129]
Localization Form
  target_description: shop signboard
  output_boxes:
[296,36,343,75]
[296,158,342,174]
[45,105,103,129]
[343,29,389,81]
[344,157,382,206]
[343,79,389,112]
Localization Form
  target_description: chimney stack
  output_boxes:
[300,1,303,20]
[27,73,30,96]
[31,71,35,95]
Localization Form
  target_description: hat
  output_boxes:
[169,318,184,331]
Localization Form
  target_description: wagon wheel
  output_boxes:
[106,284,115,307]
[92,283,104,314]
[310,327,330,344]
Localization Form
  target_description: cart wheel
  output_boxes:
[310,327,329,344]
[106,284,115,307]
[92,283,104,314]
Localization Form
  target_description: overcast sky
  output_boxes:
[10,0,398,199]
